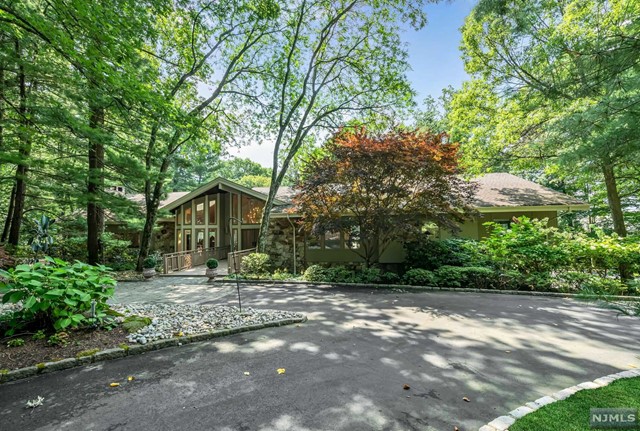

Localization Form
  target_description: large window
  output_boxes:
[176,208,181,226]
[307,235,321,250]
[208,195,217,225]
[183,205,192,225]
[231,194,239,224]
[324,231,341,249]
[195,198,205,225]
[241,194,264,224]
[195,229,205,250]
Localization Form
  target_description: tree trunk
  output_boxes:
[601,163,627,237]
[256,179,281,254]
[1,184,15,243]
[8,40,30,247]
[87,104,105,265]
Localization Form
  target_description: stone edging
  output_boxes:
[212,279,639,301]
[479,369,640,431]
[0,316,306,385]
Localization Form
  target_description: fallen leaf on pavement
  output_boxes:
[277,368,286,375]
[463,397,470,402]
[109,383,120,387]
[127,376,135,381]
[244,372,250,376]
[403,384,410,390]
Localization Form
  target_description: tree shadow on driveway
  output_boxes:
[1,282,638,431]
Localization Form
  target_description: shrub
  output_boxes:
[0,258,116,334]
[323,266,356,283]
[32,330,46,340]
[302,265,329,282]
[380,271,401,285]
[142,256,157,269]
[241,253,271,276]
[353,267,383,284]
[47,331,69,346]
[403,268,437,286]
[461,266,497,289]
[404,235,478,270]
[206,258,219,269]
[433,266,465,288]
[272,269,295,281]
[55,233,136,271]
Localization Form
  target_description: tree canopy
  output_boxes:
[294,127,476,266]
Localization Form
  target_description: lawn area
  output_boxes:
[510,377,640,431]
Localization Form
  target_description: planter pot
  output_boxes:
[206,268,217,280]
[142,268,156,279]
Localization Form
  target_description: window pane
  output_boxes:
[177,230,182,251]
[184,205,192,224]
[208,229,217,249]
[184,229,192,251]
[307,235,321,250]
[208,196,217,225]
[232,194,238,224]
[195,229,205,250]
[324,231,341,249]
[346,225,360,250]
[195,198,205,225]
[241,194,264,224]
[176,208,181,226]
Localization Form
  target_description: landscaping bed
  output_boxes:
[0,326,130,370]
[510,377,640,431]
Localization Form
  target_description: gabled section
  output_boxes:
[159,177,287,212]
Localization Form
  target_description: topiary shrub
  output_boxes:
[403,268,437,286]
[241,253,271,277]
[206,258,219,269]
[142,256,157,269]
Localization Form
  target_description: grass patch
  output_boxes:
[511,377,640,431]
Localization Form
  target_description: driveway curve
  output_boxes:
[1,280,639,431]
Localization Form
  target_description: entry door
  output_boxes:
[183,229,192,251]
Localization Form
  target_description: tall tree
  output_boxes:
[454,0,640,236]
[247,0,428,253]
[294,127,476,267]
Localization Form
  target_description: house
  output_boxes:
[142,172,588,271]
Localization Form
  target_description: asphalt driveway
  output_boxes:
[1,280,639,431]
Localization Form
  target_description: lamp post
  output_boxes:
[228,216,242,312]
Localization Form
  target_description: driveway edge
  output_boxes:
[212,279,639,301]
[479,369,640,431]
[0,316,306,385]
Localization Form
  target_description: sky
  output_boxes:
[228,0,477,167]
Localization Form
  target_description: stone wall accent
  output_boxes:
[265,218,305,273]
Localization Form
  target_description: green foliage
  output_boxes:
[122,316,152,334]
[206,258,219,269]
[7,338,25,347]
[142,256,157,269]
[241,253,271,276]
[402,268,437,286]
[27,215,55,258]
[404,236,477,270]
[76,348,100,358]
[271,269,294,281]
[47,332,69,347]
[0,258,116,334]
[55,233,136,271]
[302,265,329,283]
[32,330,46,340]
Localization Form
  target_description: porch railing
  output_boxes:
[227,247,257,274]
[162,246,230,274]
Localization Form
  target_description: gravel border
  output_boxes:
[0,316,306,385]
[206,279,640,301]
[479,369,640,431]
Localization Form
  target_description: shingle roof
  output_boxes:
[251,186,295,202]
[129,192,190,209]
[472,173,587,208]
